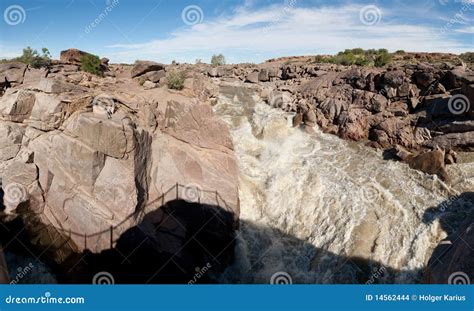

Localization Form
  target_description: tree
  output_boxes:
[16,47,51,68]
[211,54,225,66]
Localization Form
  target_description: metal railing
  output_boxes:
[36,183,233,251]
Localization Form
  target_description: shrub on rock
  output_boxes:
[211,54,226,67]
[166,70,186,90]
[15,47,51,68]
[374,49,392,67]
[80,54,102,75]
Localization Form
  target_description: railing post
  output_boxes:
[161,194,164,206]
[110,226,113,249]
[215,191,219,206]
[176,183,179,200]
[84,234,87,250]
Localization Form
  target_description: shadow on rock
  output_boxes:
[422,192,474,284]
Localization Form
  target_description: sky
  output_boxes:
[0,0,472,64]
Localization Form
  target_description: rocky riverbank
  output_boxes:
[0,49,239,283]
[0,48,472,284]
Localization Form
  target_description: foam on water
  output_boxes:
[214,84,474,284]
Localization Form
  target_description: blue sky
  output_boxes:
[0,0,472,64]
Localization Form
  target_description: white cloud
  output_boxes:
[455,25,474,32]
[86,3,474,63]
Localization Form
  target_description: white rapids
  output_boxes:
[213,84,474,284]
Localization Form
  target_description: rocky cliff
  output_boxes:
[0,49,472,283]
[0,53,239,282]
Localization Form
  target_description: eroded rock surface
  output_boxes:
[0,58,240,281]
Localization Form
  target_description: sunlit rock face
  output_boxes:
[0,60,240,282]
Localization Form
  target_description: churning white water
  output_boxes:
[213,84,474,284]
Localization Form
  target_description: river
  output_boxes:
[213,83,474,284]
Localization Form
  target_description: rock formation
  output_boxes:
[0,53,239,282]
[0,50,472,284]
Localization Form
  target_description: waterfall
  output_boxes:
[213,84,474,284]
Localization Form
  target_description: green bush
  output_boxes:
[166,70,186,90]
[316,48,394,67]
[374,50,392,67]
[211,54,225,67]
[80,54,102,75]
[355,57,370,66]
[395,50,406,54]
[347,48,365,55]
[15,47,51,68]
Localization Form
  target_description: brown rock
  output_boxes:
[258,69,269,82]
[245,71,259,83]
[0,62,27,84]
[303,109,317,127]
[131,61,165,78]
[60,48,89,64]
[404,147,450,182]
[142,70,166,83]
[0,89,36,122]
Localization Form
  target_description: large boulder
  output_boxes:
[27,112,152,254]
[0,89,36,122]
[395,146,450,182]
[245,71,260,84]
[151,99,240,222]
[25,92,68,131]
[131,61,165,78]
[36,77,85,94]
[0,122,24,161]
[1,161,43,215]
[142,70,166,83]
[0,62,27,84]
[60,48,89,64]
